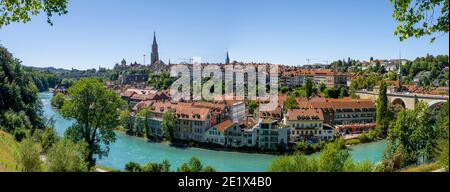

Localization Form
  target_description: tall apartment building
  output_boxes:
[296,97,376,135]
[132,101,212,142]
[279,69,348,88]
[252,120,289,150]
[284,109,334,142]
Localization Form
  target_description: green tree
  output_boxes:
[248,100,259,115]
[349,86,359,99]
[437,139,448,171]
[1,111,32,133]
[177,157,216,172]
[280,87,290,94]
[160,160,171,172]
[293,141,309,154]
[50,92,66,109]
[187,156,203,172]
[137,108,151,138]
[323,88,334,98]
[268,154,320,172]
[17,138,42,172]
[27,69,59,92]
[32,127,58,153]
[390,0,449,42]
[140,160,171,172]
[0,0,68,28]
[269,140,373,172]
[284,96,298,110]
[304,78,314,98]
[124,162,143,172]
[119,109,132,134]
[318,139,349,172]
[148,72,173,91]
[338,87,346,98]
[435,102,449,171]
[376,81,390,137]
[290,88,307,98]
[342,159,374,172]
[384,102,437,169]
[46,139,88,172]
[61,78,124,168]
[202,166,217,172]
[318,83,327,93]
[60,78,77,88]
[161,109,176,142]
[1,46,44,132]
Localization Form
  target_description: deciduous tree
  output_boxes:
[0,0,68,29]
[62,78,124,168]
[384,102,437,169]
[161,109,176,142]
[391,0,449,42]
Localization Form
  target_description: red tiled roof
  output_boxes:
[296,97,375,110]
[214,119,235,133]
[287,109,324,121]
[148,101,211,121]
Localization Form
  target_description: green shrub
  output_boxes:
[13,129,27,142]
[50,93,66,109]
[293,140,325,154]
[17,138,42,172]
[46,139,88,172]
[345,139,361,145]
[32,127,58,153]
[358,130,378,143]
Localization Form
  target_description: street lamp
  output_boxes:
[143,54,146,65]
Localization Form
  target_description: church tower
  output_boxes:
[151,32,159,64]
[225,51,230,64]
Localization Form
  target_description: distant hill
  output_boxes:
[22,65,71,73]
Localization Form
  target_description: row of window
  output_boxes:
[290,123,322,129]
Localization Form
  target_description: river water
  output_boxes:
[40,92,387,172]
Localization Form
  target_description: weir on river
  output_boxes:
[40,92,387,172]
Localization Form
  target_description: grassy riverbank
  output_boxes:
[0,130,19,172]
[400,163,441,172]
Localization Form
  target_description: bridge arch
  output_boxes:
[391,98,407,110]
[428,100,447,110]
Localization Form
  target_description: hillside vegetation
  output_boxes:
[0,130,19,172]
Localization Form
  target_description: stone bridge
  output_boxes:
[355,90,449,110]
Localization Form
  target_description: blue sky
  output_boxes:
[0,0,448,70]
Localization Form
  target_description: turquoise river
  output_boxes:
[40,92,387,172]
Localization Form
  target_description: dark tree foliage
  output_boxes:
[0,46,44,132]
[26,69,60,92]
[376,81,390,137]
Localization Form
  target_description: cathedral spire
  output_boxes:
[151,32,159,64]
[153,31,157,45]
[225,51,230,64]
